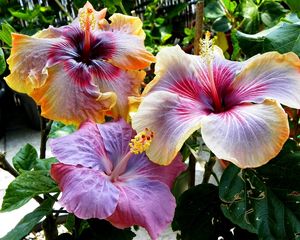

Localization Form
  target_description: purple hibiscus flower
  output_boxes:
[50,119,186,240]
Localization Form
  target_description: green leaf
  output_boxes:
[165,3,188,19]
[49,121,76,138]
[285,0,300,13]
[240,0,260,33]
[205,1,225,19]
[222,0,237,13]
[0,198,55,240]
[34,157,57,171]
[236,13,300,57]
[173,183,257,240]
[12,144,38,173]
[0,21,15,46]
[219,150,300,239]
[1,170,58,212]
[259,0,287,28]
[0,47,5,75]
[212,16,232,32]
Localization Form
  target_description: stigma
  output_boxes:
[200,31,214,62]
[129,128,154,154]
[79,1,96,31]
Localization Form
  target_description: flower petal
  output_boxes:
[5,33,57,94]
[50,120,112,174]
[98,29,154,70]
[143,45,240,110]
[201,99,289,168]
[30,62,116,125]
[122,153,186,188]
[91,60,145,120]
[51,163,119,219]
[107,178,175,240]
[228,52,300,108]
[108,13,146,39]
[132,91,206,165]
[96,119,134,167]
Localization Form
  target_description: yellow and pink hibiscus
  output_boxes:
[5,2,154,125]
[50,119,185,240]
[132,40,300,168]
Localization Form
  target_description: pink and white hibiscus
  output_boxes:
[132,41,300,168]
[5,2,154,125]
[50,119,185,240]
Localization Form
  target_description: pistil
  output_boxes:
[79,4,96,63]
[110,128,154,181]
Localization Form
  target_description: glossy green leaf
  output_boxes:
[48,121,76,139]
[240,0,259,33]
[173,183,257,240]
[222,0,237,13]
[236,14,300,57]
[205,1,225,19]
[0,21,15,46]
[212,16,231,32]
[285,0,300,13]
[0,198,54,240]
[12,144,38,173]
[1,170,58,212]
[34,157,57,171]
[0,47,5,75]
[219,149,300,239]
[259,0,287,27]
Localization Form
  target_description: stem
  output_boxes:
[0,152,18,177]
[202,156,216,184]
[54,0,73,21]
[193,1,204,55]
[42,214,58,240]
[39,117,53,159]
[188,153,196,188]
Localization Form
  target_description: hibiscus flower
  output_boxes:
[5,2,154,125]
[132,35,300,168]
[50,119,185,240]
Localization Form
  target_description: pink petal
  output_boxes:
[144,45,241,111]
[201,100,289,168]
[122,153,186,188]
[30,63,116,125]
[99,29,155,70]
[91,61,145,120]
[50,121,112,174]
[132,91,207,165]
[107,178,176,240]
[228,52,300,108]
[51,163,119,219]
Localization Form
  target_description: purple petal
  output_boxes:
[51,163,119,219]
[50,121,112,174]
[107,178,176,240]
[122,153,186,188]
[96,119,134,167]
